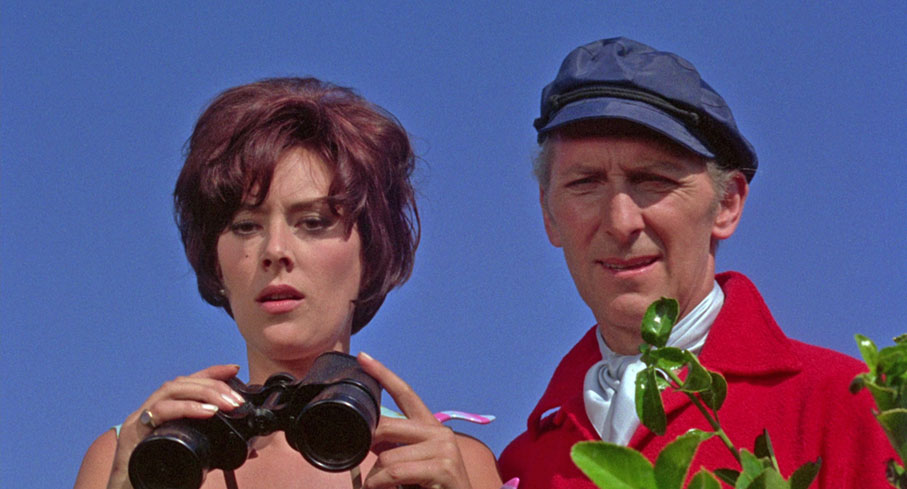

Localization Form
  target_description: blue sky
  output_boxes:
[2,2,904,487]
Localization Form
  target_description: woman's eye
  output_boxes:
[229,221,260,235]
[297,215,334,232]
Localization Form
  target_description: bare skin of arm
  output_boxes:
[74,364,244,489]
[74,429,117,489]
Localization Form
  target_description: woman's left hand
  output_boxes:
[356,352,502,489]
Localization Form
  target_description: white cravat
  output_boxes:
[582,282,725,444]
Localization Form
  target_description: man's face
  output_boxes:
[541,124,744,354]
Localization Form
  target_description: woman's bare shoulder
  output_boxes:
[73,429,117,489]
[454,432,502,489]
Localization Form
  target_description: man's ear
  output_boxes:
[540,185,563,247]
[712,171,749,241]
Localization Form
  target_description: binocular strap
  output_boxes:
[220,466,364,489]
[223,469,239,489]
[350,465,362,489]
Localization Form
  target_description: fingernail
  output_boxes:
[230,364,241,370]
[221,393,238,407]
[201,403,219,413]
[232,390,246,404]
[222,392,243,407]
[359,351,373,360]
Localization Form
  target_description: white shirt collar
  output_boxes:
[583,281,725,444]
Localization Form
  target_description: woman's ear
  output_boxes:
[712,171,749,241]
[214,263,229,298]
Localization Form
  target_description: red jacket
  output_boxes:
[498,272,896,488]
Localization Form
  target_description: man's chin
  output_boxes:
[602,293,660,321]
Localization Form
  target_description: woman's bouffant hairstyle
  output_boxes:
[174,77,419,333]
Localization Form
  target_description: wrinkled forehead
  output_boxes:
[547,119,710,167]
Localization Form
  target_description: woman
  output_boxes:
[74,77,502,489]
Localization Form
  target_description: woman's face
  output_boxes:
[216,147,362,369]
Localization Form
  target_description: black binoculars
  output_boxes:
[128,352,381,489]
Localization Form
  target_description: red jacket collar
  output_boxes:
[526,271,802,437]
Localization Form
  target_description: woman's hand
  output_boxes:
[357,353,502,489]
[74,364,247,489]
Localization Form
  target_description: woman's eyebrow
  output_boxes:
[287,197,332,212]
[235,197,333,214]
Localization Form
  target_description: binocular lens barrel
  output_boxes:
[127,352,381,488]
[128,423,210,489]
[289,382,378,472]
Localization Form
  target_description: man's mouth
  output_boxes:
[600,256,658,271]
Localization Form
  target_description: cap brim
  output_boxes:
[538,97,715,159]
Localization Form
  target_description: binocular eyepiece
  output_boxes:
[128,352,381,489]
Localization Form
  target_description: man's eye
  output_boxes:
[635,174,676,187]
[566,176,599,188]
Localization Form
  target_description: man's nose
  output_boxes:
[261,224,294,272]
[603,191,644,244]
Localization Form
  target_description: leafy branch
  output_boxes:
[572,298,820,489]
[851,334,907,488]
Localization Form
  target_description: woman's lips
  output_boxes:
[256,284,304,314]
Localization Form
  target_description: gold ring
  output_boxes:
[139,409,157,429]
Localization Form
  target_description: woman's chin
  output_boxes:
[255,335,346,362]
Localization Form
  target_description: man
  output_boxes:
[498,37,895,488]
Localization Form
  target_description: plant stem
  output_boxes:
[665,369,741,463]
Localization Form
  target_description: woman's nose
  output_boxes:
[261,225,294,272]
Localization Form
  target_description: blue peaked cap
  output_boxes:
[535,37,758,181]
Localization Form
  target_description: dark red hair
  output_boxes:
[174,77,419,333]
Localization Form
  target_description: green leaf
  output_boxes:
[571,441,657,489]
[861,379,898,411]
[736,449,766,489]
[743,468,788,489]
[654,371,672,391]
[687,469,722,489]
[653,429,713,489]
[679,353,712,393]
[848,375,866,395]
[714,468,740,486]
[641,298,678,348]
[636,366,667,435]
[878,343,907,386]
[877,408,907,463]
[895,334,907,345]
[635,366,650,424]
[854,334,879,376]
[788,458,821,489]
[886,459,907,488]
[753,430,779,472]
[700,372,728,411]
[649,346,687,372]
